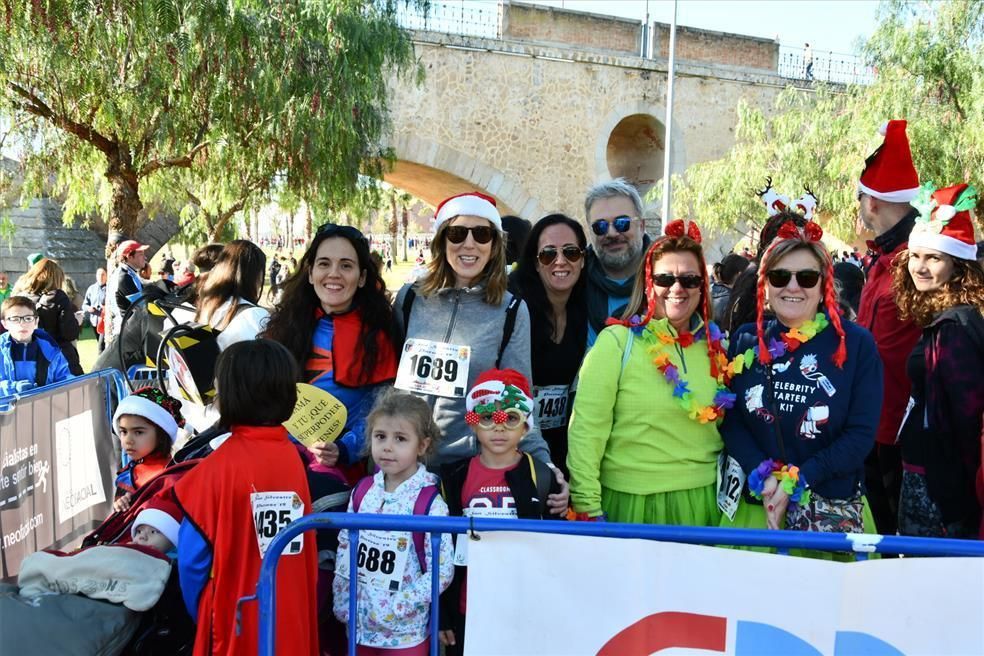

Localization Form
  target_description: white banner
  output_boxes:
[54,410,106,524]
[465,531,984,655]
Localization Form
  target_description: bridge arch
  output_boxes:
[385,134,542,219]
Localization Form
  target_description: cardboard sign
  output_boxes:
[282,384,347,446]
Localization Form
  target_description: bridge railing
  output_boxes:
[249,513,984,656]
[396,0,500,39]
[776,44,875,86]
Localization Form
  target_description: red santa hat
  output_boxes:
[908,183,979,261]
[132,496,183,549]
[858,120,920,202]
[433,192,502,234]
[465,368,535,429]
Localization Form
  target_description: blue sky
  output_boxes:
[527,0,882,55]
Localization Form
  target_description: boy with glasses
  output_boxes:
[583,178,652,347]
[0,296,74,395]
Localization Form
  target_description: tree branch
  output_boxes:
[940,70,966,121]
[7,82,117,155]
[138,139,209,178]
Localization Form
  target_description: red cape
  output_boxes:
[174,425,318,656]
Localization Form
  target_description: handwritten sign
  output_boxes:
[282,384,347,446]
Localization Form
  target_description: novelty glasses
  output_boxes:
[766,268,822,289]
[652,273,703,289]
[537,245,584,266]
[590,215,637,236]
[445,225,496,245]
[466,407,528,429]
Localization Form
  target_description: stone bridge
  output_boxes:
[2,1,824,278]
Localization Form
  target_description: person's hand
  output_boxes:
[763,483,790,530]
[114,493,132,513]
[546,466,569,515]
[309,441,339,467]
[439,630,456,647]
[13,380,36,393]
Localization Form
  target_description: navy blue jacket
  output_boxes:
[722,317,883,500]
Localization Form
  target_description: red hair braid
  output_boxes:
[755,240,780,365]
[820,254,847,367]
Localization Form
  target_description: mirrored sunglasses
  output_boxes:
[590,215,636,236]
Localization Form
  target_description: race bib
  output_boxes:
[251,491,304,558]
[395,338,471,398]
[716,453,745,521]
[533,385,570,430]
[453,505,518,566]
[336,531,412,592]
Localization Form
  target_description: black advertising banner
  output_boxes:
[0,377,116,580]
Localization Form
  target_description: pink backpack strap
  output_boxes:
[412,485,440,573]
[350,476,374,512]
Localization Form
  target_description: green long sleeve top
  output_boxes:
[567,319,724,515]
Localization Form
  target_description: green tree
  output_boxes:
[668,0,984,242]
[0,0,420,249]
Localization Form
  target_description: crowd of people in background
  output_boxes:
[1,117,983,656]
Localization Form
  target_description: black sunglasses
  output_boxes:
[445,225,496,244]
[316,223,367,244]
[537,245,584,266]
[767,268,822,289]
[590,215,636,236]
[652,273,703,289]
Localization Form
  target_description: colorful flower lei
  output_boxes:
[727,312,829,375]
[748,459,811,506]
[647,320,736,424]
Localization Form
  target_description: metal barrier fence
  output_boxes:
[396,0,499,39]
[251,512,984,656]
[777,45,875,86]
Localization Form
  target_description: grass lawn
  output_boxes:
[79,259,426,374]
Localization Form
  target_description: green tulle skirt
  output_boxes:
[601,483,722,527]
[720,495,880,561]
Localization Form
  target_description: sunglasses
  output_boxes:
[766,269,822,289]
[468,407,528,429]
[590,215,636,236]
[537,245,584,266]
[652,273,703,289]
[446,225,496,245]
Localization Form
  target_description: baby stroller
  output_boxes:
[82,460,201,656]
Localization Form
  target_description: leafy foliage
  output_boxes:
[0,0,421,245]
[667,0,984,242]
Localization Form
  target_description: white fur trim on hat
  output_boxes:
[433,194,502,234]
[132,508,180,547]
[857,180,920,204]
[114,395,178,442]
[908,230,978,261]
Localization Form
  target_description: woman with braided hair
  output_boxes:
[720,210,883,549]
[568,219,733,525]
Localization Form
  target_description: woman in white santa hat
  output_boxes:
[892,182,984,539]
[393,191,568,512]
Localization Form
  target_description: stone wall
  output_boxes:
[651,24,778,71]
[386,31,785,233]
[0,198,107,288]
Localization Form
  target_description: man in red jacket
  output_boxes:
[856,119,923,536]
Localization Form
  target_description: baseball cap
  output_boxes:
[118,240,150,258]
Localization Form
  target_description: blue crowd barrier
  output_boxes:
[249,512,984,656]
[0,367,128,420]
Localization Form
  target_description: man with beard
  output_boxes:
[582,178,651,346]
[856,119,923,537]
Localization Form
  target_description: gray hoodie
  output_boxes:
[394,282,551,466]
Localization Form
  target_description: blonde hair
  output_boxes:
[364,389,442,459]
[418,219,508,305]
[15,258,65,295]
